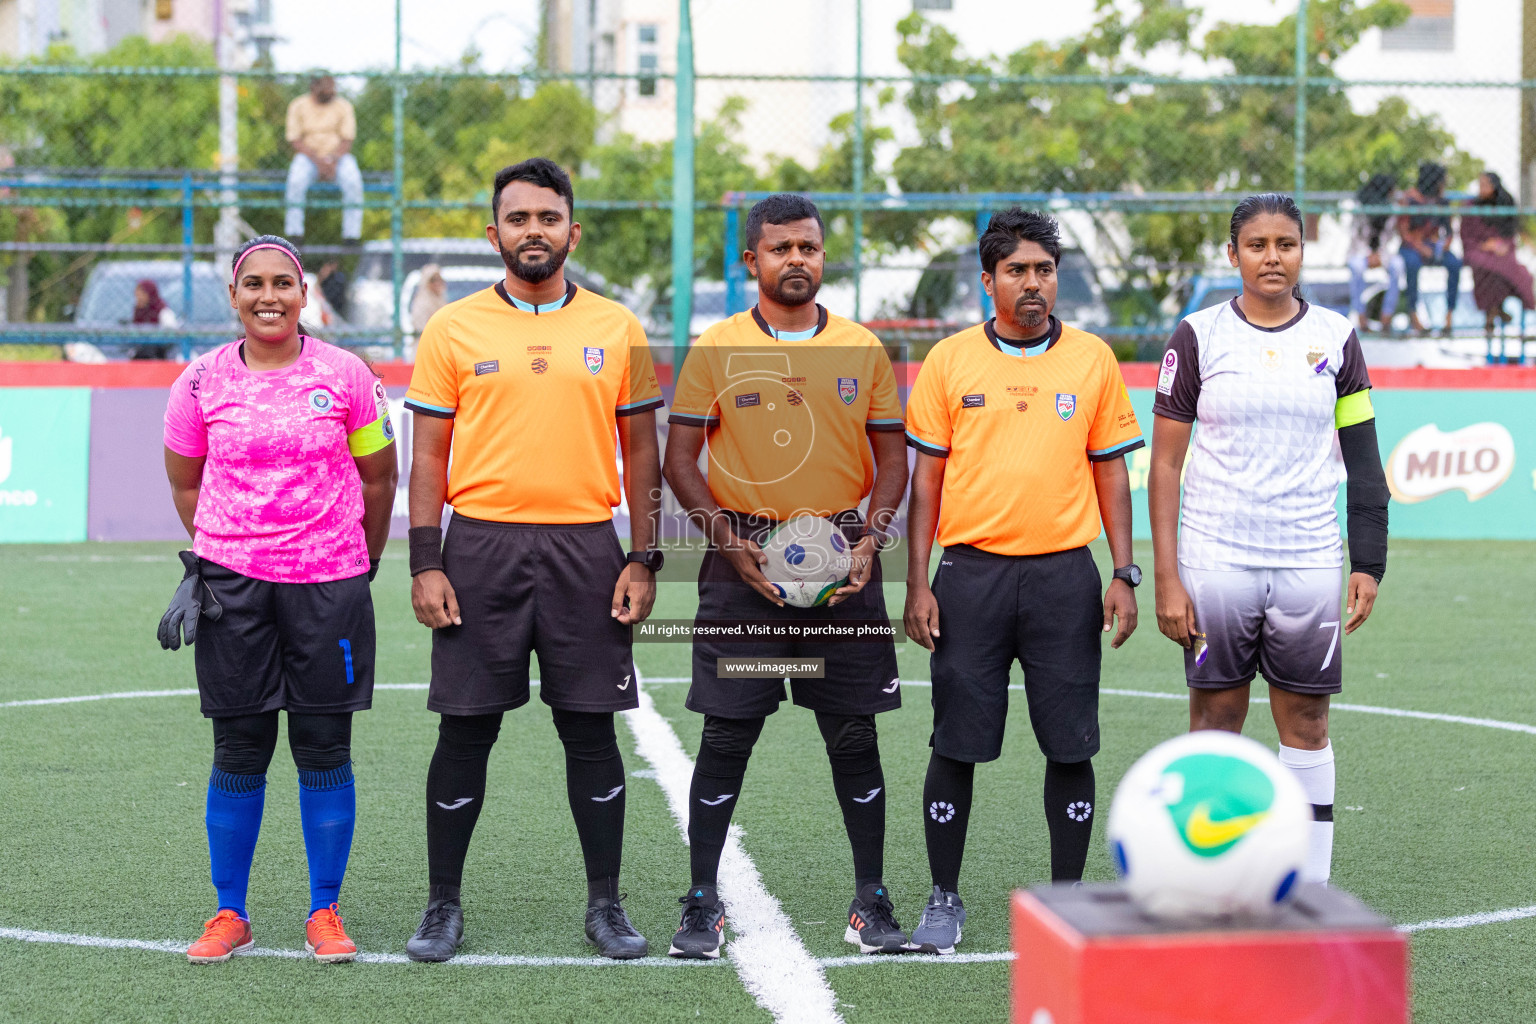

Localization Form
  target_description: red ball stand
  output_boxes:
[1011,883,1409,1024]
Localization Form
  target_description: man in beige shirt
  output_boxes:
[285,75,364,241]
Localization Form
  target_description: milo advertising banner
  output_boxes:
[0,388,92,542]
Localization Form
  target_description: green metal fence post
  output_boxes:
[671,0,695,369]
[852,0,864,322]
[1294,0,1308,200]
[391,0,405,359]
[181,171,194,360]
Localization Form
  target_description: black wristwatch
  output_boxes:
[1112,564,1142,588]
[856,527,891,551]
[626,549,665,573]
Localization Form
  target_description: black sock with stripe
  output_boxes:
[551,709,627,905]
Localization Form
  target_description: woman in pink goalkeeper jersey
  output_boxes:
[158,235,398,965]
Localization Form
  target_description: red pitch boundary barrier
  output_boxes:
[6,361,1536,390]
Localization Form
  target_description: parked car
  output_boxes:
[68,260,235,361]
[643,279,761,339]
[907,245,1110,330]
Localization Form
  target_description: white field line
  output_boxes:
[620,669,844,1024]
[6,902,1532,970]
[0,925,715,966]
[1400,905,1536,932]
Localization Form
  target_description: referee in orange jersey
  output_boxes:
[902,209,1143,954]
[402,158,664,962]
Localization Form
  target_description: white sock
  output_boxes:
[1278,743,1335,884]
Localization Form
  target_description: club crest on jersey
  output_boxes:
[584,347,604,375]
[837,377,858,405]
[1307,346,1329,374]
[1055,393,1076,421]
[308,388,334,412]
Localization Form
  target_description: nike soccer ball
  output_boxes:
[1107,730,1310,923]
[759,515,852,608]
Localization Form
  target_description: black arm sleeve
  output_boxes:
[1338,419,1389,582]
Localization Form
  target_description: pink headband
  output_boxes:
[233,243,304,285]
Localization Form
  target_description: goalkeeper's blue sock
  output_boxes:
[298,763,356,912]
[206,768,266,918]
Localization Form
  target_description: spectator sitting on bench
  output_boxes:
[285,74,362,243]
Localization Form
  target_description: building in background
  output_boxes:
[542,0,1524,198]
[0,0,274,62]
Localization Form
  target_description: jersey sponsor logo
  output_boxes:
[584,346,604,375]
[1006,385,1038,396]
[527,345,552,352]
[1260,347,1281,372]
[308,388,334,412]
[787,389,803,406]
[1055,393,1076,420]
[961,393,985,409]
[531,357,549,374]
[474,360,500,376]
[1386,421,1515,504]
[1015,400,1029,412]
[838,377,858,405]
[372,380,390,424]
[735,392,761,408]
[1157,349,1178,395]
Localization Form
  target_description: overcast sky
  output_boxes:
[266,0,541,73]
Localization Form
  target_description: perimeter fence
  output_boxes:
[2,1,1533,362]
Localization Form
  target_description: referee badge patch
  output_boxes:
[584,347,604,375]
[1055,393,1076,421]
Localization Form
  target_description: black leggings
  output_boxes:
[212,710,353,775]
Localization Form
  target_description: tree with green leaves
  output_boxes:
[880,0,1477,317]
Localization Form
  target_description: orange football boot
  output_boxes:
[305,903,358,963]
[187,908,254,963]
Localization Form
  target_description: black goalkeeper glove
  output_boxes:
[158,550,224,651]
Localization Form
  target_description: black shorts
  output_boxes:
[194,561,376,718]
[929,544,1102,764]
[428,514,637,716]
[685,513,901,720]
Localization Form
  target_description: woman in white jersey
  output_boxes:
[1148,193,1389,885]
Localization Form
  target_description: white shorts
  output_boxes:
[1178,565,1344,695]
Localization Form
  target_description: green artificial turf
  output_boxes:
[0,540,1532,1022]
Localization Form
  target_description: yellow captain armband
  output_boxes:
[1334,389,1375,430]
[347,415,396,457]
